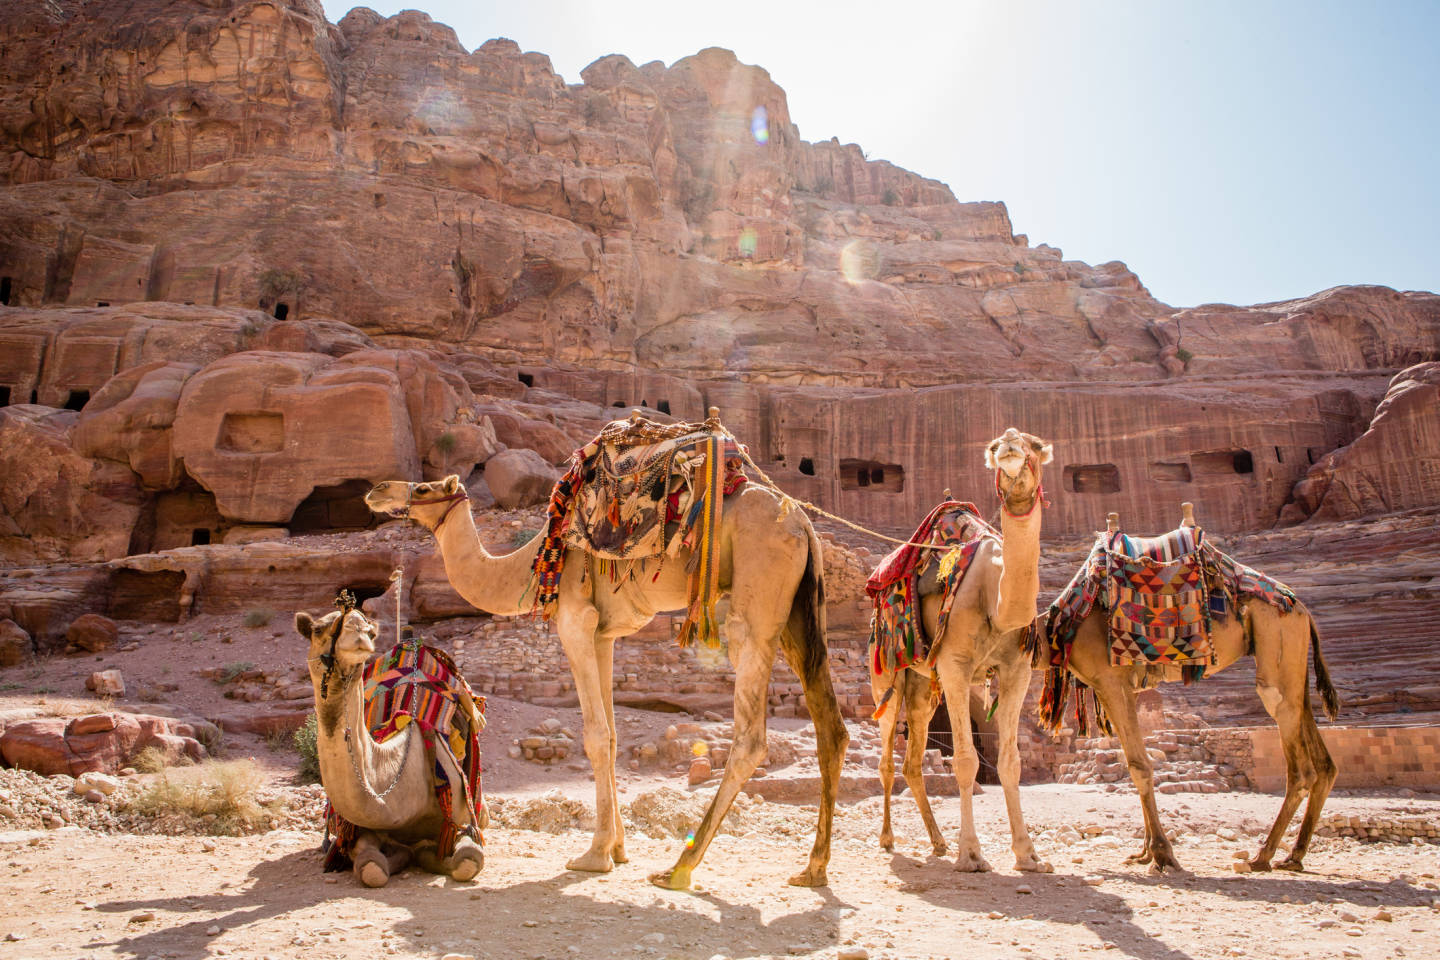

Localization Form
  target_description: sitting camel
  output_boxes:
[1043,505,1339,873]
[365,444,847,890]
[870,427,1054,873]
[296,603,485,886]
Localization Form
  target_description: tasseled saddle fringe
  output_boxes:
[1036,665,1113,738]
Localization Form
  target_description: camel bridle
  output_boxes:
[401,486,469,528]
[994,452,1048,518]
[316,589,360,698]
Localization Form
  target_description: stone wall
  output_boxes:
[1248,725,1440,792]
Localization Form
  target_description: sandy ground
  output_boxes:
[1,781,1438,960]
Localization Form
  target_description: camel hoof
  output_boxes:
[648,868,692,890]
[1124,849,1154,866]
[1017,857,1053,874]
[788,866,828,888]
[611,845,628,865]
[358,861,389,888]
[880,837,895,852]
[932,841,949,857]
[1275,858,1304,873]
[954,852,993,873]
[566,850,615,874]
[1247,857,1274,873]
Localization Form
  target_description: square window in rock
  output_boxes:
[1064,464,1122,494]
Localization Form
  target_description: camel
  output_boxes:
[295,604,485,887]
[364,455,848,890]
[871,427,1055,873]
[1052,505,1339,873]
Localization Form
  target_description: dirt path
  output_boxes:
[2,784,1436,960]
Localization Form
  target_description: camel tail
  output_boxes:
[785,520,830,687]
[1309,613,1341,721]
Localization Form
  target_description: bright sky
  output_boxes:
[320,0,1439,308]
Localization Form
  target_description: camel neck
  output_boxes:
[432,500,546,616]
[992,500,1042,632]
[313,668,423,829]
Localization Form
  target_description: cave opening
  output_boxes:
[798,457,815,476]
[656,399,671,415]
[517,372,534,387]
[1233,450,1254,474]
[1064,463,1122,494]
[190,529,211,546]
[0,277,11,305]
[343,582,389,605]
[1274,446,1284,464]
[289,479,380,534]
[64,390,90,411]
[273,302,289,320]
[611,400,626,408]
[96,301,109,307]
[840,458,904,492]
[0,386,9,406]
[1191,449,1256,477]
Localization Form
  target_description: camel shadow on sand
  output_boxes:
[91,845,856,960]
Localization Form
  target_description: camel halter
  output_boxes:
[403,487,469,528]
[318,589,357,698]
[995,454,1048,518]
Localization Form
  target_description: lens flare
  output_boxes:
[750,105,769,145]
[692,740,709,757]
[840,240,880,284]
[738,227,758,259]
[685,830,697,849]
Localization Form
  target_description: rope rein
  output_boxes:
[714,423,1042,550]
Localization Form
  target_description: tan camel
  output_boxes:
[295,605,485,887]
[365,467,848,890]
[1056,506,1339,873]
[871,428,1054,873]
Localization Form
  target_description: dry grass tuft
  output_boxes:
[126,759,279,835]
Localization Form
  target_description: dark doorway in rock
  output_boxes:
[612,400,626,408]
[1232,450,1254,474]
[0,277,11,305]
[0,386,9,406]
[273,302,289,320]
[96,301,109,307]
[517,372,534,387]
[840,458,905,492]
[29,390,37,404]
[1064,463,1122,494]
[108,569,186,622]
[656,400,671,415]
[64,390,90,411]
[289,479,379,534]
[798,458,815,476]
[1192,449,1255,477]
[1274,446,1284,464]
[343,581,389,605]
[190,529,211,546]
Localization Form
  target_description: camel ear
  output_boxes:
[441,474,461,494]
[1033,440,1054,465]
[295,612,314,640]
[984,439,1001,470]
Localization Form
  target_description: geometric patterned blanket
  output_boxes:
[323,639,486,871]
[866,501,995,692]
[1038,524,1298,735]
[529,414,747,648]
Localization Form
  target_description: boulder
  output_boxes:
[0,620,30,667]
[85,669,125,697]
[0,712,206,776]
[67,613,118,652]
[484,449,560,509]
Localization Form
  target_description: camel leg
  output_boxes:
[650,617,775,890]
[352,830,404,888]
[557,603,620,874]
[1249,610,1337,872]
[994,657,1049,872]
[935,656,989,872]
[900,671,948,857]
[596,635,628,864]
[1089,671,1182,872]
[873,667,900,852]
[444,835,484,881]
[787,620,849,888]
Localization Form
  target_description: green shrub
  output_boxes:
[241,608,274,629]
[881,188,900,206]
[127,759,278,835]
[1013,262,1027,275]
[1175,347,1194,363]
[294,713,321,784]
[435,431,457,453]
[215,661,256,684]
[511,527,541,549]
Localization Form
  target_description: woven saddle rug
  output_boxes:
[866,501,997,683]
[531,415,747,647]
[1038,524,1298,735]
[324,639,486,871]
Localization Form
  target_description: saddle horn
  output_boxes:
[1180,502,1197,528]
[708,405,720,421]
[1106,512,1120,534]
[942,487,952,500]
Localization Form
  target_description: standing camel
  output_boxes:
[870,427,1054,873]
[1042,505,1339,873]
[295,604,485,887]
[365,464,848,890]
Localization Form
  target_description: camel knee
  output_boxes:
[1126,759,1155,790]
[582,727,613,764]
[995,746,1021,785]
[1256,682,1283,716]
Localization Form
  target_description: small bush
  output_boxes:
[435,431,457,454]
[215,661,256,684]
[511,527,541,549]
[1175,347,1194,363]
[127,760,279,835]
[130,746,171,774]
[932,229,943,241]
[241,608,274,629]
[881,188,900,206]
[1013,262,1027,275]
[294,713,321,784]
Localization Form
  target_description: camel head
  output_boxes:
[985,428,1053,515]
[364,475,467,531]
[295,606,380,688]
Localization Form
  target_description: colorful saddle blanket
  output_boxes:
[324,639,486,870]
[1037,524,1298,735]
[866,501,996,679]
[531,415,747,648]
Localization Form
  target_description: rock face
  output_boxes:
[0,711,206,776]
[485,449,560,509]
[65,613,117,652]
[0,619,30,667]
[0,0,1434,563]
